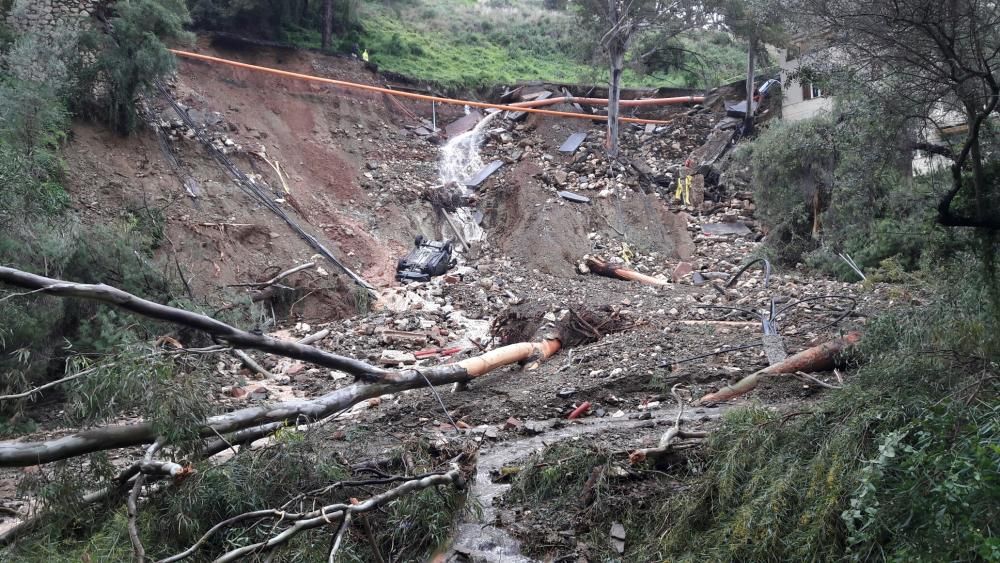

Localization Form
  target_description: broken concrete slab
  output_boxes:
[446,110,483,138]
[689,174,705,206]
[558,132,587,153]
[610,521,626,554]
[465,160,505,189]
[702,222,752,236]
[379,350,416,366]
[557,190,590,204]
[507,91,552,121]
[762,334,787,365]
[725,99,759,118]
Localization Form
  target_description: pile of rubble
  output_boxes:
[156,103,245,155]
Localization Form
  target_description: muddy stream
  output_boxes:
[446,407,723,561]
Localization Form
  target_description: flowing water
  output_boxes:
[446,407,723,561]
[438,111,500,188]
[436,112,501,247]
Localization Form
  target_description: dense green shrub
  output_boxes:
[0,22,179,408]
[655,258,999,561]
[6,432,467,562]
[78,0,191,134]
[741,116,836,264]
[746,73,1000,277]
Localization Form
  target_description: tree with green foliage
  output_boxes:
[791,0,1000,232]
[187,0,359,45]
[79,0,191,134]
[575,0,701,157]
[710,0,786,135]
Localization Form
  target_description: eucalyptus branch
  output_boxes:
[160,465,465,563]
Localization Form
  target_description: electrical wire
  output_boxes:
[155,81,376,297]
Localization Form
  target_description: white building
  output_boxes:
[776,36,968,176]
[776,38,833,122]
[912,107,969,175]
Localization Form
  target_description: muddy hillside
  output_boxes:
[4,41,895,561]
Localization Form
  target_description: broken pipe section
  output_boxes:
[696,331,862,405]
[509,95,705,109]
[583,256,669,287]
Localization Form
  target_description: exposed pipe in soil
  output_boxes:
[0,266,569,466]
[458,339,561,377]
[695,331,862,405]
[168,50,676,126]
[584,256,669,286]
[509,95,704,109]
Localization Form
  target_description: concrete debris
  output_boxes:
[558,132,587,153]
[702,222,752,236]
[379,350,417,366]
[465,160,505,189]
[556,190,590,204]
[610,521,626,555]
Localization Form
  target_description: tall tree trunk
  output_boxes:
[608,50,623,158]
[322,0,333,50]
[966,102,986,221]
[605,0,622,158]
[744,35,756,135]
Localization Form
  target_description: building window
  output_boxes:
[802,83,824,100]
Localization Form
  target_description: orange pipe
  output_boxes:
[510,95,704,109]
[567,401,591,419]
[457,338,561,377]
[697,332,861,405]
[168,49,675,125]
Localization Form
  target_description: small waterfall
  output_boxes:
[438,112,500,187]
[436,112,500,248]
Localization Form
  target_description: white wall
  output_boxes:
[777,46,833,121]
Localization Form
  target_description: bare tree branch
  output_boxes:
[229,262,316,289]
[0,266,562,467]
[0,266,387,382]
[160,465,465,563]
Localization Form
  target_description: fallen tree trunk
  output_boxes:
[0,266,387,381]
[0,337,560,467]
[0,266,564,467]
[696,331,862,405]
[584,257,669,287]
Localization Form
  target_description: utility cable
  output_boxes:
[155,81,377,297]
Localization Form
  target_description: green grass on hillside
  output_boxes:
[289,0,746,90]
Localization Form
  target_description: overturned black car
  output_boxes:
[395,236,454,283]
